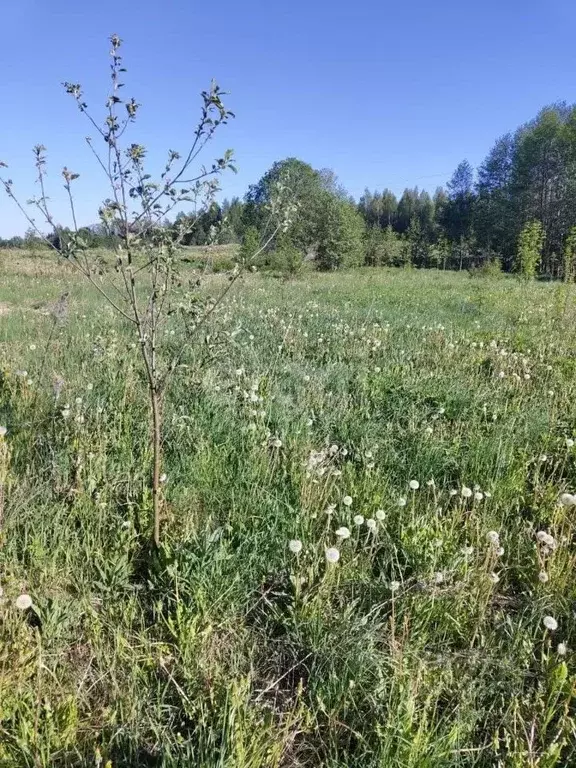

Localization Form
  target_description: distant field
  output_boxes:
[1,260,576,766]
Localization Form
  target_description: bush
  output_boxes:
[468,258,503,278]
[316,198,365,270]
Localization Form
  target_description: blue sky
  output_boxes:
[1,0,575,236]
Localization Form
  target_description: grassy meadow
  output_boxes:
[1,251,576,766]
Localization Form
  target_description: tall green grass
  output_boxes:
[0,263,575,766]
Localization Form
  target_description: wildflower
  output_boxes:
[366,518,377,531]
[498,371,505,379]
[86,383,93,391]
[449,489,458,497]
[434,571,444,584]
[409,480,420,490]
[335,526,351,539]
[536,531,556,548]
[159,473,167,484]
[474,491,484,501]
[461,487,473,498]
[0,426,6,438]
[426,479,435,487]
[557,642,567,656]
[29,344,36,351]
[397,497,407,507]
[543,616,558,631]
[375,509,386,521]
[269,437,282,449]
[489,572,500,584]
[496,546,505,556]
[566,438,575,449]
[559,493,576,507]
[539,455,547,462]
[15,594,32,610]
[235,368,244,376]
[389,580,400,592]
[75,397,83,406]
[61,408,71,419]
[486,530,500,545]
[461,545,474,556]
[353,514,365,526]
[373,366,381,373]
[342,495,353,507]
[289,539,302,554]
[325,547,340,564]
[538,571,549,583]
[325,503,336,516]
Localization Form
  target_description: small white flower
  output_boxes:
[498,371,505,379]
[566,438,575,449]
[325,504,336,516]
[538,571,549,583]
[495,546,505,556]
[342,495,353,507]
[270,437,282,449]
[426,479,435,487]
[235,368,244,376]
[373,366,381,373]
[353,515,365,526]
[15,594,32,610]
[289,539,302,554]
[325,547,340,564]
[409,480,420,490]
[489,572,500,584]
[61,408,71,419]
[543,616,558,631]
[397,497,407,507]
[389,580,400,592]
[375,509,386,521]
[159,473,167,484]
[461,486,473,498]
[557,642,567,656]
[474,491,484,501]
[559,493,576,507]
[86,383,94,391]
[75,397,83,405]
[449,489,458,497]
[335,526,351,539]
[461,545,474,556]
[29,344,36,351]
[539,455,547,462]
[366,518,377,531]
[486,530,500,545]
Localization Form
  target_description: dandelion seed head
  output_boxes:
[325,547,340,563]
[543,616,558,631]
[489,572,500,584]
[557,642,567,655]
[375,509,386,521]
[474,491,484,501]
[397,497,407,507]
[15,594,32,610]
[335,526,351,539]
[559,493,576,507]
[538,571,549,583]
[0,426,6,438]
[342,495,353,507]
[389,580,400,592]
[486,530,500,545]
[566,438,575,449]
[461,486,473,498]
[289,539,302,554]
[366,518,377,531]
[461,545,474,556]
[409,480,420,490]
[353,515,365,526]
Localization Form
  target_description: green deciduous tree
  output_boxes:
[316,199,365,270]
[516,220,544,278]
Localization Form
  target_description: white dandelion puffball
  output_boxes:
[409,480,420,490]
[289,539,303,555]
[489,572,500,584]
[538,571,549,583]
[536,531,556,548]
[496,546,505,557]
[325,547,340,564]
[474,491,484,501]
[15,594,33,610]
[353,515,365,526]
[375,509,386,521]
[543,616,558,631]
[0,426,7,438]
[29,344,36,351]
[397,497,407,507]
[559,493,576,507]
[389,580,400,592]
[342,495,353,507]
[461,486,473,498]
[461,545,474,556]
[449,489,458,497]
[335,526,351,539]
[366,518,377,531]
[270,437,283,449]
[486,530,500,545]
[434,572,444,584]
[557,642,567,656]
[566,438,575,449]
[159,473,168,484]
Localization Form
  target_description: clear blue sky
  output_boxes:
[1,0,575,236]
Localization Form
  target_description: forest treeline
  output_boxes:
[4,102,576,278]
